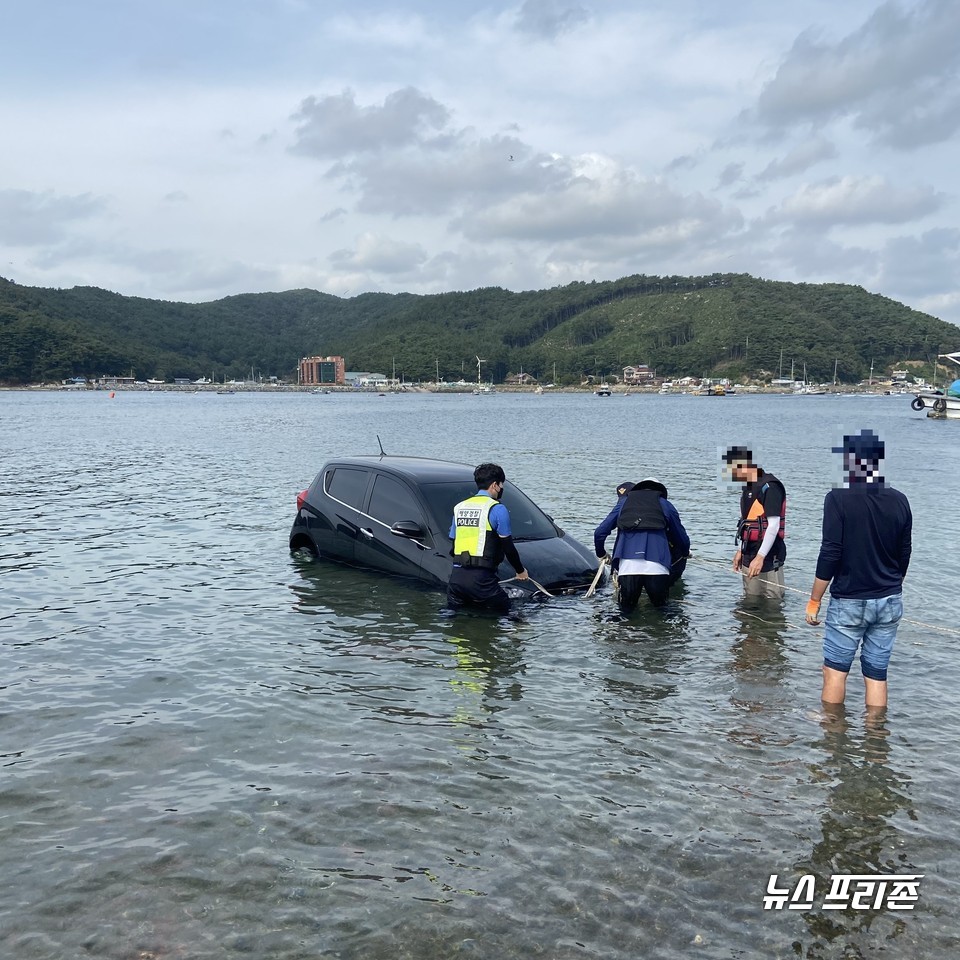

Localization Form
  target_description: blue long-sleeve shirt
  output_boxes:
[594,496,690,569]
[815,484,912,599]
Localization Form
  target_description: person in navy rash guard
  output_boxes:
[804,430,912,709]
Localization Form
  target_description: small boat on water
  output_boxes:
[793,363,826,394]
[595,384,612,397]
[910,351,960,419]
[696,383,727,396]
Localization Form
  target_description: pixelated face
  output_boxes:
[725,459,751,482]
[844,453,882,483]
[720,446,754,486]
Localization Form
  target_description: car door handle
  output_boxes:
[360,527,374,539]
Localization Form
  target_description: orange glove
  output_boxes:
[805,599,822,624]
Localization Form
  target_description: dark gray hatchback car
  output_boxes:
[289,455,602,595]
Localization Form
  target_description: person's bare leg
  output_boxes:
[820,699,847,732]
[864,677,888,708]
[821,666,848,704]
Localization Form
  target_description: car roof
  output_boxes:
[325,455,476,483]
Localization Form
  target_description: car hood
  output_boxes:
[502,535,601,594]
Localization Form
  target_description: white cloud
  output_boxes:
[876,227,960,297]
[326,130,548,217]
[756,137,838,181]
[716,163,745,189]
[0,0,958,327]
[459,165,739,246]
[291,87,450,158]
[514,0,590,40]
[329,233,428,274]
[0,189,107,245]
[767,175,943,227]
[319,207,348,223]
[915,289,960,324]
[754,0,960,148]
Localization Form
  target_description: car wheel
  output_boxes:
[290,534,319,558]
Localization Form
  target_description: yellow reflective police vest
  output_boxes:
[452,494,501,569]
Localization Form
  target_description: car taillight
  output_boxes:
[296,489,308,511]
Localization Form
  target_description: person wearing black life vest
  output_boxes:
[447,463,528,614]
[593,478,690,612]
[723,445,787,599]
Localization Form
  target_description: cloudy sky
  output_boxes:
[2,0,959,327]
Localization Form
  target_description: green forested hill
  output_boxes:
[0,273,956,384]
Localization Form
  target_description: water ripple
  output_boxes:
[0,390,957,959]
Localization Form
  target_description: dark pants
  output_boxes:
[616,574,671,612]
[615,559,685,613]
[447,566,511,614]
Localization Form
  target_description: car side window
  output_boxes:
[325,467,369,508]
[421,481,557,541]
[367,474,427,531]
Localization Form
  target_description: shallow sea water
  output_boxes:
[2,388,959,959]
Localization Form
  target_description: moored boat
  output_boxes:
[911,392,960,418]
[909,351,960,419]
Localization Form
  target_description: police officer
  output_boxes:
[724,446,787,599]
[447,463,528,613]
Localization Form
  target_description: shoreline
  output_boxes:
[1,382,904,396]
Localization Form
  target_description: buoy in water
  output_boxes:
[109,391,116,398]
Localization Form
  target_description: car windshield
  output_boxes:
[421,481,559,541]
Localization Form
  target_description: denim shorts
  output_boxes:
[822,594,903,681]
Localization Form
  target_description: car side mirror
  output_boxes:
[390,520,426,540]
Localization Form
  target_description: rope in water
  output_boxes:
[500,575,554,598]
[503,555,956,637]
[593,557,806,631]
[584,559,607,598]
[688,555,960,638]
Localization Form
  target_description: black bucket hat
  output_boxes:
[832,428,884,460]
[723,445,753,465]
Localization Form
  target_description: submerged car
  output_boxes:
[289,455,602,596]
